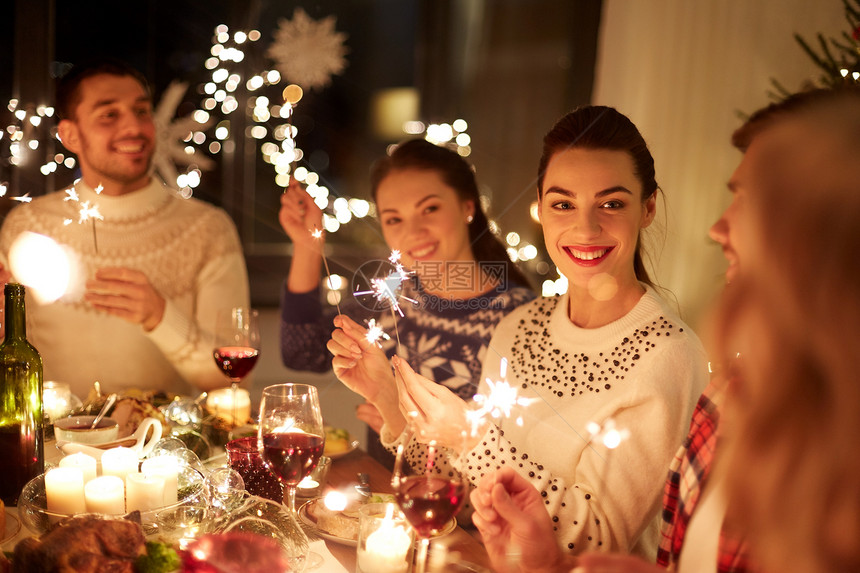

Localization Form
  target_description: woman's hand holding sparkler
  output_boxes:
[328,314,406,436]
[391,355,480,453]
[471,467,574,573]
[280,179,324,295]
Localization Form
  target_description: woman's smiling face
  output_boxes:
[539,147,655,294]
[375,168,475,269]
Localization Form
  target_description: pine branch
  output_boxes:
[768,78,794,101]
[794,33,839,75]
[844,0,860,22]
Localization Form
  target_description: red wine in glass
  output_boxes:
[395,476,467,538]
[213,346,259,382]
[261,431,324,487]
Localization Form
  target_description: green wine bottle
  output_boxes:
[0,283,44,506]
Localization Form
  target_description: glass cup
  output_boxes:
[225,436,283,503]
[296,455,331,500]
[356,502,415,573]
[43,381,72,422]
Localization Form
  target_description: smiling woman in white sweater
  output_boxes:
[388,105,709,560]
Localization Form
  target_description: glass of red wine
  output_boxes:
[258,383,325,570]
[212,307,260,426]
[392,438,469,573]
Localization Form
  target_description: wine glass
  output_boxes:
[392,438,469,573]
[212,307,260,426]
[258,383,325,569]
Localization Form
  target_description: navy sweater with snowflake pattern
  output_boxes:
[280,277,535,399]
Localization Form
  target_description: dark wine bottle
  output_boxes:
[0,283,44,506]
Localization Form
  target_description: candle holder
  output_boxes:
[356,502,415,573]
[296,455,331,500]
[17,466,205,537]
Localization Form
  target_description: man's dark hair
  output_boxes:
[732,86,860,151]
[56,58,150,121]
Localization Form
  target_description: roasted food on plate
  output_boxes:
[13,514,146,573]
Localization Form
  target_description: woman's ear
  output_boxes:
[463,199,475,222]
[640,193,657,228]
[57,120,81,154]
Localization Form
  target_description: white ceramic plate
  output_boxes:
[298,495,456,547]
[1,510,22,545]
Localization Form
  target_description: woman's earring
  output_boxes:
[466,215,474,224]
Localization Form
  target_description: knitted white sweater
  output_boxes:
[386,287,708,560]
[0,180,249,397]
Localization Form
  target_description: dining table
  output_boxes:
[1,441,492,573]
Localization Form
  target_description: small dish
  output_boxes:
[1,510,22,546]
[298,494,456,547]
[54,416,119,445]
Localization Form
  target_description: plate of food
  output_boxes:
[323,426,359,459]
[298,493,456,547]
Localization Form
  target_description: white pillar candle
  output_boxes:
[59,452,98,483]
[206,388,251,425]
[125,472,166,512]
[140,456,180,505]
[44,467,86,515]
[101,447,139,480]
[84,476,125,514]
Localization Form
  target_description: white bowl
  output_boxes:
[54,416,119,445]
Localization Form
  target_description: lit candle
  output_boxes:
[43,381,72,421]
[84,476,125,514]
[357,504,413,573]
[125,472,166,512]
[45,467,86,515]
[206,388,251,425]
[100,447,139,481]
[140,456,180,505]
[59,452,98,483]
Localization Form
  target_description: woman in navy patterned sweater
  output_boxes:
[279,139,534,463]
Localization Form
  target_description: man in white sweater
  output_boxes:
[0,59,249,396]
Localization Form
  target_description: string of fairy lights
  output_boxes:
[0,16,567,300]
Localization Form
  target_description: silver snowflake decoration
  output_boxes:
[151,81,215,188]
[266,7,348,91]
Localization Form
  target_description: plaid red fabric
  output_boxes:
[656,378,757,572]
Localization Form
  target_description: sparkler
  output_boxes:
[312,226,342,315]
[364,318,390,348]
[585,417,630,501]
[63,183,104,253]
[467,357,535,437]
[353,250,415,349]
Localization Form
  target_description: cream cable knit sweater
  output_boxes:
[0,180,249,397]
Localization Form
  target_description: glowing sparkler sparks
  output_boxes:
[585,418,630,450]
[77,201,103,224]
[354,252,415,317]
[11,194,32,203]
[364,318,390,347]
[61,184,104,252]
[467,357,535,436]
